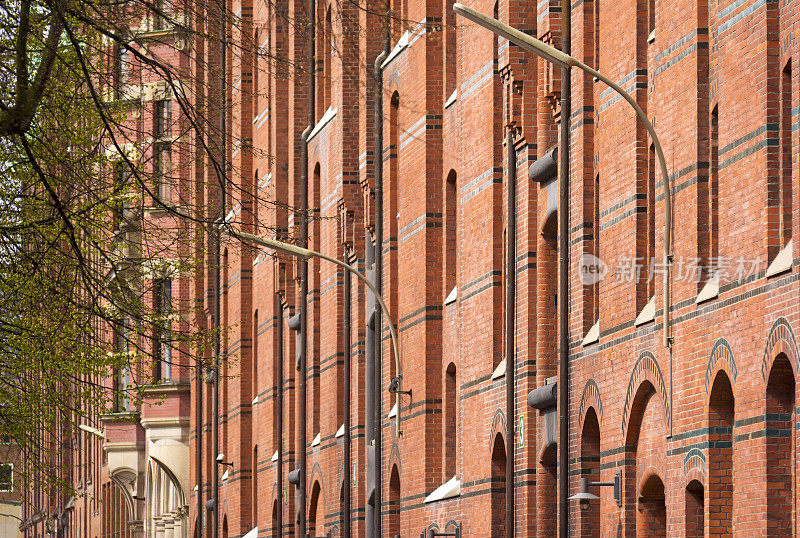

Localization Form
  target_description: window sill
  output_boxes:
[634,296,656,326]
[491,358,506,380]
[582,320,600,346]
[424,476,461,504]
[695,273,719,304]
[766,239,793,278]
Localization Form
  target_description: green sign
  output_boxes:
[518,415,525,448]
[353,461,357,486]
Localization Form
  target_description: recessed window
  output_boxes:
[0,463,13,492]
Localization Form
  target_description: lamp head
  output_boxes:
[216,453,224,463]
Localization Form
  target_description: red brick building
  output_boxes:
[33,0,800,535]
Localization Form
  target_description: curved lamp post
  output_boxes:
[453,3,673,348]
[222,224,404,436]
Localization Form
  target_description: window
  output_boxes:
[112,162,131,230]
[780,60,793,247]
[155,99,172,139]
[114,45,130,99]
[115,319,131,411]
[154,142,172,202]
[153,0,172,30]
[444,0,457,100]
[155,279,173,381]
[0,463,13,492]
[253,310,259,400]
[709,105,719,275]
[444,363,456,479]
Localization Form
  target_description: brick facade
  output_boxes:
[34,0,800,535]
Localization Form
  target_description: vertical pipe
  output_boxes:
[343,265,351,538]
[212,0,227,530]
[298,0,315,534]
[196,345,203,535]
[276,294,284,537]
[372,43,388,536]
[505,129,516,538]
[557,0,571,535]
[364,237,376,538]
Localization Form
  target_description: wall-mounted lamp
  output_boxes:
[215,453,234,467]
[421,522,462,538]
[388,376,411,398]
[568,470,622,510]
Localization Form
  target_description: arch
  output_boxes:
[222,516,228,538]
[387,442,401,477]
[308,480,322,536]
[145,457,188,537]
[706,370,734,536]
[444,170,458,296]
[685,479,704,538]
[272,499,278,537]
[444,361,457,479]
[489,409,506,448]
[704,338,737,393]
[387,465,401,536]
[578,379,603,428]
[761,317,799,380]
[637,473,666,537]
[765,352,795,534]
[579,407,600,537]
[490,432,506,536]
[622,351,670,436]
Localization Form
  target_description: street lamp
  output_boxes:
[222,224,405,436]
[452,3,673,348]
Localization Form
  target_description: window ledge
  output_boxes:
[335,423,345,438]
[766,239,793,278]
[381,31,410,69]
[311,432,321,447]
[444,90,458,109]
[582,320,600,346]
[306,106,337,142]
[634,296,656,326]
[444,286,458,306]
[221,469,229,481]
[695,273,719,304]
[271,450,278,462]
[388,402,398,419]
[424,476,461,503]
[491,358,506,380]
[242,527,258,538]
[252,395,259,405]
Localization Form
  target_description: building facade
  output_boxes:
[27,0,800,535]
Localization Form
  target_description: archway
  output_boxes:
[637,474,666,537]
[490,433,506,536]
[272,500,278,537]
[685,479,704,538]
[766,353,795,534]
[308,480,321,536]
[707,371,733,535]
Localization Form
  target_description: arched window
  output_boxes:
[637,474,666,536]
[685,480,704,537]
[252,445,259,526]
[444,170,457,298]
[308,481,321,535]
[253,309,259,401]
[579,409,600,536]
[387,93,400,385]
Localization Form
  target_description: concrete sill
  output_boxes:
[695,273,719,304]
[141,382,190,395]
[491,358,506,380]
[271,450,278,462]
[242,527,258,538]
[335,424,345,438]
[381,31,410,69]
[444,90,458,109]
[311,432,321,447]
[388,402,398,419]
[766,239,793,278]
[424,476,461,504]
[444,286,458,306]
[634,296,656,326]
[306,106,338,142]
[582,320,600,346]
[221,470,229,481]
[252,395,259,405]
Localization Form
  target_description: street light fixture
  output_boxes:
[453,2,673,348]
[222,224,405,436]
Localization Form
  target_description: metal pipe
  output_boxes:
[343,263,351,538]
[372,40,388,536]
[211,0,227,532]
[558,1,570,535]
[297,0,315,533]
[505,128,516,538]
[276,294,284,536]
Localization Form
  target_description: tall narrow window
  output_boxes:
[388,467,401,536]
[112,162,131,230]
[647,143,656,300]
[155,279,173,381]
[252,446,259,526]
[444,363,456,479]
[444,170,457,298]
[253,310,259,400]
[780,60,793,247]
[114,45,130,99]
[115,319,130,411]
[444,0,457,101]
[153,0,171,30]
[593,174,600,322]
[253,170,259,234]
[154,142,172,202]
[594,0,600,70]
[710,106,719,274]
[155,99,172,139]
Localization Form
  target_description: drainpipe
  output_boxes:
[296,0,315,534]
[365,43,389,536]
[276,294,284,536]
[211,0,227,533]
[505,128,516,538]
[558,1,571,536]
[196,343,203,535]
[343,263,351,538]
